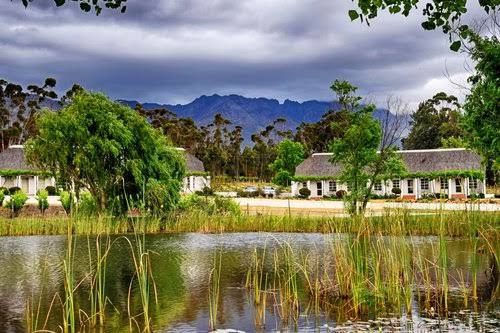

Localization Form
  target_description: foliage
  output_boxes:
[403,92,463,150]
[77,192,98,216]
[269,139,305,186]
[0,169,51,177]
[461,33,500,173]
[60,191,72,213]
[17,0,127,15]
[0,187,8,195]
[392,187,402,195]
[195,186,215,197]
[349,0,497,50]
[45,186,57,196]
[441,136,468,148]
[8,190,28,212]
[0,191,4,206]
[37,189,49,212]
[8,187,21,195]
[0,78,58,149]
[336,190,347,199]
[328,80,406,216]
[298,187,311,198]
[25,91,185,214]
[177,194,241,216]
[272,170,293,187]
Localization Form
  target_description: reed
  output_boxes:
[123,230,158,332]
[208,249,222,330]
[0,209,498,237]
[62,221,76,333]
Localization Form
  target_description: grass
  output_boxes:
[0,209,497,237]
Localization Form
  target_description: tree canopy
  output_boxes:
[403,92,463,150]
[270,139,305,186]
[25,91,185,214]
[349,0,498,50]
[17,0,127,15]
[328,80,406,216]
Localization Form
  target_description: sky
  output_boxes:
[0,0,484,109]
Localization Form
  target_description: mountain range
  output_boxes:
[119,94,408,142]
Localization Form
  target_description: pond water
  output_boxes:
[0,233,498,332]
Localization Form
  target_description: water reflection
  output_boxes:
[0,233,497,332]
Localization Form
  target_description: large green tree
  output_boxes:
[26,91,185,214]
[462,31,500,177]
[403,92,464,150]
[269,139,305,186]
[328,80,405,216]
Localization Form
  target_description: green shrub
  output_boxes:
[0,187,8,195]
[9,190,28,212]
[45,186,57,196]
[60,191,72,213]
[178,194,240,215]
[77,192,98,216]
[272,170,292,187]
[0,191,4,206]
[336,190,347,199]
[8,187,21,195]
[37,189,49,212]
[391,187,402,195]
[195,186,214,196]
[299,187,311,199]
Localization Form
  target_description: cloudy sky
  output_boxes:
[0,0,483,108]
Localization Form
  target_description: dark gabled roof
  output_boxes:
[296,149,482,177]
[0,146,38,171]
[184,152,205,173]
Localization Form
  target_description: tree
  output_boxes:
[0,78,58,150]
[328,80,406,216]
[25,91,185,215]
[17,0,127,15]
[461,31,500,180]
[349,0,498,51]
[403,92,464,150]
[270,139,305,186]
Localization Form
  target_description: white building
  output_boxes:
[0,145,56,195]
[179,149,211,193]
[291,148,486,200]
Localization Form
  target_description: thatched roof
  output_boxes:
[296,148,482,177]
[0,146,38,171]
[184,152,205,173]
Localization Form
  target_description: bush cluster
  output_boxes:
[37,189,49,212]
[45,186,57,196]
[178,194,240,215]
[298,187,311,199]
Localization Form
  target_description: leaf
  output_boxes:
[450,41,461,52]
[80,2,91,12]
[121,5,127,13]
[421,21,436,30]
[54,0,65,7]
[348,10,359,21]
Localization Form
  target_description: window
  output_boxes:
[316,182,323,196]
[392,179,400,189]
[440,178,449,190]
[469,178,479,191]
[329,181,337,193]
[407,179,414,194]
[420,178,429,191]
[187,176,191,189]
[302,182,307,188]
[455,178,462,193]
[374,180,382,191]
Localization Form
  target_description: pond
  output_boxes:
[0,233,498,332]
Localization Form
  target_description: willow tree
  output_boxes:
[26,91,185,215]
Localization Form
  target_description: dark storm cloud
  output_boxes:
[0,0,480,106]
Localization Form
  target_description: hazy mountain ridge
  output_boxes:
[119,94,407,143]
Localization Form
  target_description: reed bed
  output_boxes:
[243,228,499,330]
[1,209,498,237]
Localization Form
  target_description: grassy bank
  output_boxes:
[0,209,498,237]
